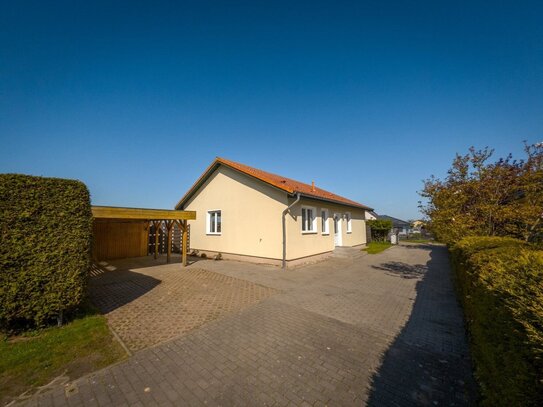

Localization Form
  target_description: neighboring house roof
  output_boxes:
[377,215,410,228]
[176,157,373,211]
[412,220,426,228]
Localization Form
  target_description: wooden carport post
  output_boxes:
[165,220,174,263]
[152,220,161,259]
[182,220,188,266]
[176,219,188,267]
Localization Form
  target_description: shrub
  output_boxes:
[0,174,93,330]
[367,219,392,242]
[450,236,543,406]
[420,143,543,245]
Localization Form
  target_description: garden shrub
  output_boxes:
[450,236,543,406]
[0,174,93,330]
[367,219,393,242]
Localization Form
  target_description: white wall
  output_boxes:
[285,197,367,260]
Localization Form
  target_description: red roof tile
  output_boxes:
[176,157,372,210]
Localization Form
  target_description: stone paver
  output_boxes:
[89,260,280,351]
[21,243,476,406]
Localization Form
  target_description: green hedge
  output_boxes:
[0,174,93,330]
[450,236,543,406]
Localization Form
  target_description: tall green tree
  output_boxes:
[419,142,543,245]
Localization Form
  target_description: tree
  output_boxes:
[419,142,543,245]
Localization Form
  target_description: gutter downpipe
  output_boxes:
[282,192,301,269]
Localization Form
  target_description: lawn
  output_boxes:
[363,241,393,254]
[402,238,434,244]
[0,305,126,405]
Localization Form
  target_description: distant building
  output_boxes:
[377,215,411,236]
[366,210,378,220]
[411,220,426,232]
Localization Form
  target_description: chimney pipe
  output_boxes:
[311,181,315,192]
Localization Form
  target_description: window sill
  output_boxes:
[206,233,222,236]
[322,233,330,236]
[346,232,352,234]
[301,231,317,235]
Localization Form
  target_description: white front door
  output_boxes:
[334,213,342,246]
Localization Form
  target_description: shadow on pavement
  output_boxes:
[367,245,478,406]
[372,261,428,279]
[90,255,199,273]
[88,264,161,314]
[399,243,435,250]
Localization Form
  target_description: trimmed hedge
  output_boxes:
[0,174,93,330]
[450,236,543,406]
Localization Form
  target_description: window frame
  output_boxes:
[321,208,329,235]
[301,205,317,234]
[346,212,352,233]
[206,209,222,235]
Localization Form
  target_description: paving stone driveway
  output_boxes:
[24,244,476,406]
[89,260,279,351]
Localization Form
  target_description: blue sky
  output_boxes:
[1,1,542,220]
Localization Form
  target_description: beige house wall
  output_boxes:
[183,166,288,259]
[182,165,368,264]
[285,197,367,260]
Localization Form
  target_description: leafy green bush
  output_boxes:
[367,219,392,242]
[420,143,543,245]
[450,236,543,406]
[0,174,93,330]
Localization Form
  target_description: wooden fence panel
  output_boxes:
[148,223,167,255]
[149,222,187,255]
[93,221,148,260]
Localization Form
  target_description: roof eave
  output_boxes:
[176,158,374,212]
[175,160,221,209]
[294,192,373,211]
[220,163,293,195]
[175,159,292,209]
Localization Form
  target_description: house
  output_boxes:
[175,158,374,268]
[411,220,426,232]
[377,215,411,236]
[366,210,378,221]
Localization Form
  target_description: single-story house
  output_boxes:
[377,214,411,236]
[366,210,378,220]
[175,157,374,268]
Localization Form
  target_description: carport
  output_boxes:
[91,206,196,266]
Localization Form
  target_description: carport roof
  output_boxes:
[92,206,196,221]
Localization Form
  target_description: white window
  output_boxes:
[301,206,317,233]
[321,209,329,235]
[346,212,352,233]
[207,210,221,234]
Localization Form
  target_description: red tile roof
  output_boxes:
[176,157,373,210]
